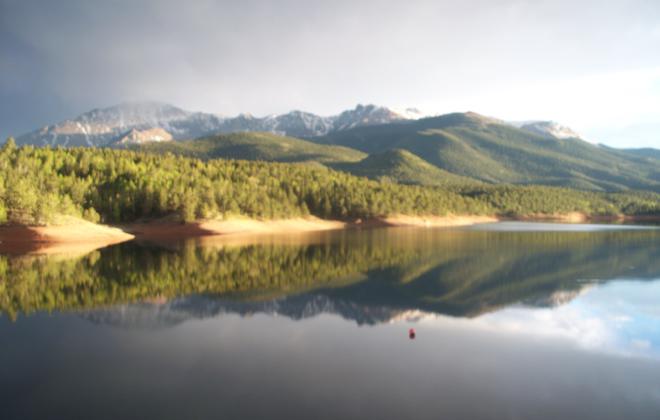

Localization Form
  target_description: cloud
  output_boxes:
[1,0,659,146]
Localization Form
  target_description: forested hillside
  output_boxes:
[314,112,660,192]
[137,131,366,164]
[0,138,658,226]
[138,134,480,186]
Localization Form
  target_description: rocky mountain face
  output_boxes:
[115,127,174,145]
[15,100,586,148]
[15,102,411,147]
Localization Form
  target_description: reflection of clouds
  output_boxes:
[610,315,632,324]
[478,306,613,350]
[632,339,652,350]
[476,280,660,359]
[387,309,438,323]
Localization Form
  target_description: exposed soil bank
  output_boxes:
[0,217,134,254]
[123,217,347,239]
[123,215,503,239]
[1,212,658,252]
[372,215,500,228]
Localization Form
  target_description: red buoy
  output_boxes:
[408,328,416,339]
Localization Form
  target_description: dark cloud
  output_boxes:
[1,0,659,146]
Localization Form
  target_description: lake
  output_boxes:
[1,222,660,420]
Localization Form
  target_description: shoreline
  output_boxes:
[1,213,658,250]
[508,212,660,223]
[122,217,347,239]
[0,218,135,255]
[122,215,501,239]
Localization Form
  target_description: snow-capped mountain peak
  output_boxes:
[332,104,405,131]
[16,102,583,148]
[16,102,410,147]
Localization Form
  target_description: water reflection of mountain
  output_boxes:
[82,294,418,328]
[2,228,660,322]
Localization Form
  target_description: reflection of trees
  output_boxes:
[1,229,659,320]
[330,230,660,316]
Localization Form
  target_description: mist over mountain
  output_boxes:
[515,121,583,140]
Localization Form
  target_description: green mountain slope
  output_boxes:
[137,132,482,186]
[620,147,660,161]
[331,149,481,187]
[313,112,660,192]
[137,131,366,164]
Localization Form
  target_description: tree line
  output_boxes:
[0,137,658,226]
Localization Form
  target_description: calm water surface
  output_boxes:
[1,222,659,419]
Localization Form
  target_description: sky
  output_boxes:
[1,0,659,148]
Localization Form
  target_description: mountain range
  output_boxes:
[15,102,415,147]
[15,101,582,148]
[313,112,660,191]
[12,101,660,192]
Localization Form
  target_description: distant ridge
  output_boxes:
[14,101,599,150]
[11,102,660,192]
[15,102,411,147]
[314,111,660,192]
[139,131,367,164]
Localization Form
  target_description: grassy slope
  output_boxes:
[621,148,660,160]
[137,131,367,164]
[137,132,484,186]
[313,113,660,192]
[331,148,481,187]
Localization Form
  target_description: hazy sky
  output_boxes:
[1,0,659,147]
